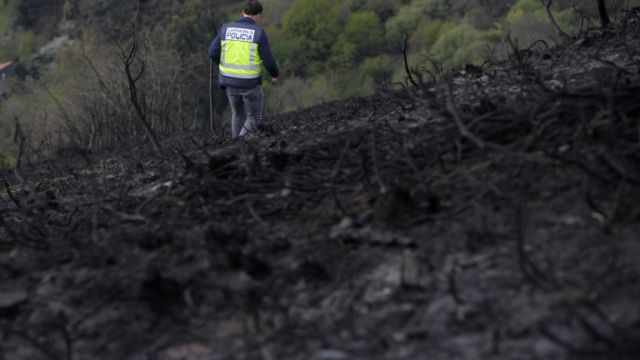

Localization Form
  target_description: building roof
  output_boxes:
[0,61,13,72]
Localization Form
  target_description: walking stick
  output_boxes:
[209,59,217,135]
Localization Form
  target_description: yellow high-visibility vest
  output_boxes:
[220,25,263,79]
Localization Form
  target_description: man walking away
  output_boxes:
[209,0,279,138]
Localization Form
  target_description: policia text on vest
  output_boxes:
[209,0,279,138]
[226,28,255,42]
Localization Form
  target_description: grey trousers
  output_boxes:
[226,86,263,138]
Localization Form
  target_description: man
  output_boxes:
[209,0,279,138]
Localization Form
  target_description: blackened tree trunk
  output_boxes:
[597,0,611,26]
[539,0,570,38]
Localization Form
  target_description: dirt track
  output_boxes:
[2,11,640,360]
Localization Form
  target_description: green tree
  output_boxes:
[281,0,341,75]
[162,0,213,57]
[385,0,448,51]
[429,24,493,71]
[463,5,494,29]
[329,10,384,69]
[0,1,12,36]
[264,23,291,64]
[360,54,393,90]
[16,31,41,61]
[75,0,135,35]
[508,13,557,46]
[506,0,541,22]
[366,0,400,22]
[410,19,455,51]
[5,0,62,36]
[330,36,357,69]
[262,0,294,25]
[506,0,578,41]
[344,11,384,58]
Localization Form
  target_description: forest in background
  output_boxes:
[0,0,639,165]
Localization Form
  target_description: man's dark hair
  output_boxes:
[243,0,263,16]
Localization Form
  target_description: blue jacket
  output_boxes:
[209,17,279,89]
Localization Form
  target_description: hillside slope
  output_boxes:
[1,10,640,360]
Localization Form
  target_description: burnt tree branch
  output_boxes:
[116,17,163,157]
[403,34,419,88]
[539,0,571,38]
[445,82,486,149]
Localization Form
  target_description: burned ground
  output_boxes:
[2,11,640,360]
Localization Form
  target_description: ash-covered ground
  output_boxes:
[2,11,640,360]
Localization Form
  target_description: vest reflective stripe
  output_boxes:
[218,71,263,79]
[248,43,257,64]
[220,38,263,79]
[221,62,262,71]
